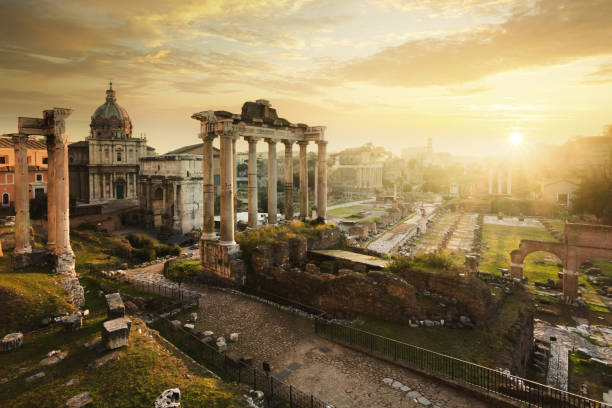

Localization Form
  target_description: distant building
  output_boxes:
[165,143,220,192]
[69,83,155,204]
[541,179,579,206]
[329,143,387,192]
[139,154,203,233]
[0,137,48,206]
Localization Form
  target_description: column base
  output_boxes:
[54,251,76,274]
[200,232,217,241]
[200,239,245,286]
[10,248,39,270]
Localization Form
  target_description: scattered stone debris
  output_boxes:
[154,388,181,408]
[244,390,264,408]
[58,312,85,331]
[0,332,23,352]
[66,391,93,408]
[89,351,122,369]
[229,332,239,342]
[381,377,435,406]
[40,349,68,366]
[25,371,45,383]
[65,377,80,387]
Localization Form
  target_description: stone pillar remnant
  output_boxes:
[201,134,216,240]
[219,133,235,245]
[46,136,56,251]
[316,140,327,220]
[298,140,308,219]
[267,139,277,224]
[283,140,294,221]
[246,137,259,228]
[12,134,32,256]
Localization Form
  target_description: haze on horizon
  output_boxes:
[1,0,611,156]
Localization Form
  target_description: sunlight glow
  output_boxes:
[509,132,523,145]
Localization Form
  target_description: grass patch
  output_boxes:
[569,350,612,402]
[165,261,201,283]
[327,204,387,220]
[0,317,244,407]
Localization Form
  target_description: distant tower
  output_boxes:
[427,137,433,155]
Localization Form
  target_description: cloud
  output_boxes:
[582,63,612,85]
[335,0,612,87]
[371,0,519,17]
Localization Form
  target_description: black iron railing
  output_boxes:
[153,317,331,408]
[315,318,609,408]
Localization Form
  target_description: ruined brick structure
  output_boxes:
[510,223,612,300]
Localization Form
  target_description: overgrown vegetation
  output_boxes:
[127,233,181,262]
[0,317,244,407]
[384,253,457,274]
[569,350,612,401]
[165,260,201,283]
[236,220,334,262]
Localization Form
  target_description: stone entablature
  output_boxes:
[192,100,327,283]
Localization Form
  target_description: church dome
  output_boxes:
[90,82,132,139]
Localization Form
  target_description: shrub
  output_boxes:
[165,260,201,283]
[127,233,155,249]
[385,256,413,273]
[156,243,181,258]
[417,252,454,270]
[132,247,156,262]
[108,237,132,259]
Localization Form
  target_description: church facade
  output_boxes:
[69,83,154,204]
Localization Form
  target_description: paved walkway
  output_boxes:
[124,269,493,408]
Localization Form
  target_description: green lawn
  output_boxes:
[326,204,387,221]
[480,224,559,282]
[0,317,244,407]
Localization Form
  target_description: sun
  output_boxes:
[509,132,523,145]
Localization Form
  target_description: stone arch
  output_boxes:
[2,193,9,206]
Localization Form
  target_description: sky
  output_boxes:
[1,0,611,156]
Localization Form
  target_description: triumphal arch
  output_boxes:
[192,100,327,284]
[510,223,612,301]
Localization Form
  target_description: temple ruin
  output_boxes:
[192,100,327,283]
[6,108,84,306]
[510,223,612,300]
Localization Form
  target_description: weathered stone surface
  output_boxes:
[40,350,68,366]
[101,318,131,350]
[25,371,45,382]
[0,332,23,352]
[66,391,93,408]
[154,388,181,408]
[59,313,83,331]
[105,293,125,318]
[89,351,122,369]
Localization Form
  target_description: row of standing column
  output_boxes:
[488,168,512,195]
[12,132,73,266]
[200,135,327,245]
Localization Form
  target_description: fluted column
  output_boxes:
[201,135,216,240]
[246,137,259,227]
[298,141,308,219]
[316,140,328,220]
[488,168,493,195]
[497,168,503,195]
[12,134,31,255]
[283,140,294,221]
[219,134,235,244]
[266,139,277,224]
[232,137,237,225]
[46,136,56,251]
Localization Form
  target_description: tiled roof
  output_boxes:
[0,137,48,150]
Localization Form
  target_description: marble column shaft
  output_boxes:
[507,168,512,195]
[201,135,216,239]
[46,136,56,250]
[283,141,294,220]
[246,137,259,228]
[267,139,277,224]
[316,140,327,220]
[12,134,31,254]
[54,134,72,255]
[219,134,235,244]
[298,141,308,219]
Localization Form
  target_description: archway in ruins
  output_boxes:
[522,250,563,288]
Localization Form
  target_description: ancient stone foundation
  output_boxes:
[102,318,131,350]
[200,239,245,285]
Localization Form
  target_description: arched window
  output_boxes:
[116,150,122,162]
[186,171,190,177]
[2,193,9,206]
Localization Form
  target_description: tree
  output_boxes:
[572,151,612,225]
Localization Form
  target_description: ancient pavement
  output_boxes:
[126,268,493,408]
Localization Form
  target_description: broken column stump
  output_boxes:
[105,293,125,319]
[101,317,131,350]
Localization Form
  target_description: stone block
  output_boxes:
[0,332,23,352]
[154,388,181,408]
[25,371,45,383]
[105,293,125,318]
[59,313,84,331]
[66,391,93,408]
[102,318,130,350]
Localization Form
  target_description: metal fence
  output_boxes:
[153,317,331,408]
[315,319,609,408]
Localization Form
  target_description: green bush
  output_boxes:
[127,233,155,249]
[156,243,181,258]
[132,247,156,262]
[385,253,455,273]
[109,237,132,259]
[384,256,413,273]
[417,252,454,269]
[165,260,201,283]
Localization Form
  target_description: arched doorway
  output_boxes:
[2,193,9,206]
[523,251,563,289]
